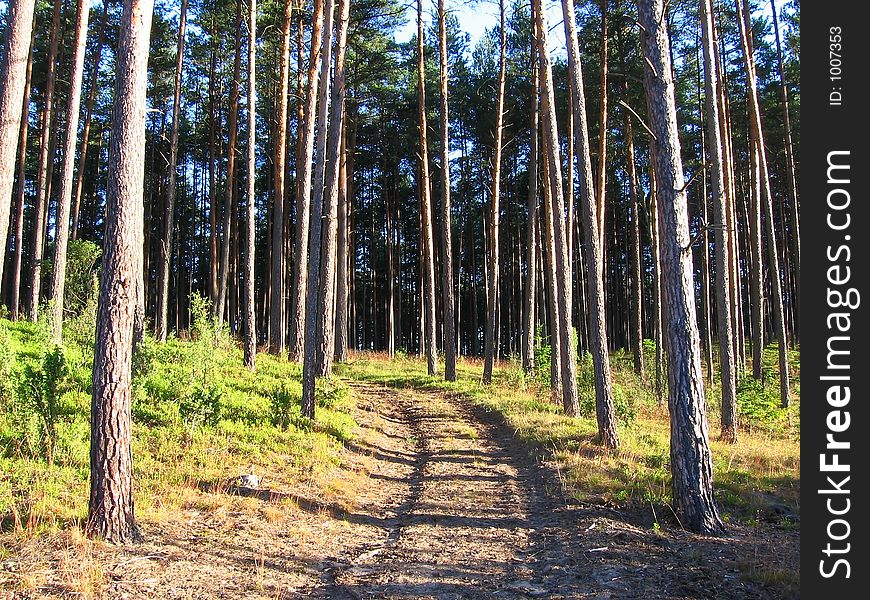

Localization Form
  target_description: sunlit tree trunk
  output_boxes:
[522,42,540,376]
[86,0,154,544]
[49,0,92,343]
[290,0,326,361]
[243,0,258,370]
[638,0,723,534]
[156,0,187,342]
[416,0,438,376]
[560,0,616,443]
[301,0,336,418]
[269,0,294,355]
[8,18,35,321]
[437,0,457,381]
[701,0,737,441]
[28,0,63,321]
[216,0,243,325]
[72,0,108,241]
[316,0,351,378]
[538,0,579,417]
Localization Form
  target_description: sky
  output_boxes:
[393,0,569,58]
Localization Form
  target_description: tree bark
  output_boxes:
[216,0,243,326]
[437,0,457,381]
[72,0,108,241]
[537,0,580,417]
[156,0,187,342]
[521,39,540,376]
[335,119,350,363]
[27,0,62,321]
[86,0,154,544]
[301,0,336,418]
[243,0,258,370]
[269,0,294,355]
[49,0,91,344]
[0,0,37,292]
[8,17,35,321]
[559,0,616,443]
[701,0,737,441]
[483,0,507,384]
[625,108,644,378]
[416,0,438,376]
[315,0,351,378]
[289,0,326,362]
[637,0,723,534]
[770,0,798,331]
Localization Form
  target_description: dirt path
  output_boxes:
[5,381,792,599]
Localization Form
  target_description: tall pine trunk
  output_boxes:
[438,0,457,381]
[560,0,617,444]
[216,0,243,326]
[701,0,737,441]
[49,0,92,343]
[0,0,37,286]
[316,0,351,378]
[483,0,507,384]
[243,0,258,370]
[416,0,438,376]
[86,0,154,544]
[156,0,187,342]
[289,0,326,361]
[269,0,293,355]
[638,0,723,534]
[301,0,336,418]
[8,18,35,321]
[72,0,108,240]
[521,42,540,376]
[537,0,579,417]
[28,0,63,321]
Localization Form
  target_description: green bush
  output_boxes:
[271,384,300,430]
[17,347,68,465]
[736,376,786,431]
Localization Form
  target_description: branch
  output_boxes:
[616,100,657,142]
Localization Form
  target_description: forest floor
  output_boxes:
[2,358,799,599]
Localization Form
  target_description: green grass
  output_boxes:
[0,315,357,538]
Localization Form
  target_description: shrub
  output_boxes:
[271,384,300,430]
[17,347,68,465]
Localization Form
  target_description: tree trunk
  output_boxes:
[0,0,37,291]
[269,0,293,355]
[770,0,799,332]
[316,0,351,378]
[522,42,540,376]
[243,0,258,370]
[289,0,326,362]
[335,117,350,363]
[701,0,737,441]
[156,0,187,342]
[537,0,580,417]
[437,0,457,381]
[483,0,507,384]
[8,18,35,321]
[216,0,243,326]
[72,0,108,241]
[638,0,723,534]
[596,0,608,257]
[736,0,790,407]
[27,0,62,321]
[49,0,91,343]
[86,0,153,544]
[416,0,438,376]
[625,109,644,378]
[301,0,336,418]
[559,0,616,443]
